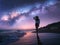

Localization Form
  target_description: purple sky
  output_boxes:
[0,0,60,29]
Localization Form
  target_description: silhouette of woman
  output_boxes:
[33,16,40,31]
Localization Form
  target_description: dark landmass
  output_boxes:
[0,30,26,45]
[33,21,60,33]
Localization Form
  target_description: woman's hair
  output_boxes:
[35,16,39,19]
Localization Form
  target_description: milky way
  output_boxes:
[0,0,60,29]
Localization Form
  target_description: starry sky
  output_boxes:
[0,0,60,29]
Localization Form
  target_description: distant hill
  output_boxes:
[33,22,60,33]
[45,22,60,29]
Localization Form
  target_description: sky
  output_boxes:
[0,0,60,30]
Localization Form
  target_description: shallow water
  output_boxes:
[8,31,60,45]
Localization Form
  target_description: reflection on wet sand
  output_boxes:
[8,32,42,45]
[37,33,42,45]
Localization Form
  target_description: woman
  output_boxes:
[33,16,40,30]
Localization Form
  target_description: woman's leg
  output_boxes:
[35,23,39,33]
